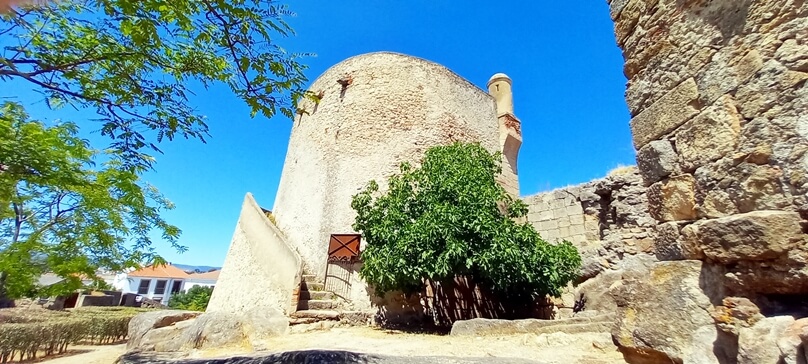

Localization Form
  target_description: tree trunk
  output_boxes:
[0,271,14,308]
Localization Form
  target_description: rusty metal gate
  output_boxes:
[324,234,361,299]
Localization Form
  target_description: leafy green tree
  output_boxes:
[0,0,309,171]
[0,102,183,304]
[168,285,213,311]
[351,142,581,301]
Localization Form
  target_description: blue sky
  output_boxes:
[2,1,633,266]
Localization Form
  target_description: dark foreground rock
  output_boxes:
[118,350,545,364]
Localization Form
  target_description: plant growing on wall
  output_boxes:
[168,285,213,311]
[351,142,581,301]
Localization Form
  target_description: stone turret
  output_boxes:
[488,73,522,196]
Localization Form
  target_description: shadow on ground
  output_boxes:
[118,349,544,364]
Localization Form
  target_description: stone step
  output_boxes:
[289,320,340,333]
[288,310,375,329]
[300,282,324,292]
[531,322,613,335]
[290,310,340,320]
[297,299,339,310]
[451,314,616,336]
[299,290,334,300]
[289,317,319,325]
[302,274,318,283]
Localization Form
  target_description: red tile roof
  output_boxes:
[129,264,189,279]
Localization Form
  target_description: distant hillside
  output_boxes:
[172,264,221,274]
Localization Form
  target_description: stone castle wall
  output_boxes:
[605,0,808,362]
[524,167,656,281]
[613,0,807,300]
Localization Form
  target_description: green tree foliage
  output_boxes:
[0,0,309,171]
[168,285,213,311]
[0,102,183,301]
[351,142,581,300]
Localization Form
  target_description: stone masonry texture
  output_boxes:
[611,0,808,297]
[607,0,808,362]
[525,167,656,282]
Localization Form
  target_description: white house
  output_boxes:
[182,270,219,291]
[116,264,220,306]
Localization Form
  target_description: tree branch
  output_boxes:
[201,0,255,94]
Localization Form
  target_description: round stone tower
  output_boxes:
[270,52,503,304]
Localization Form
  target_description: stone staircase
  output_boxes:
[289,274,373,332]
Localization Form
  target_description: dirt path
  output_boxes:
[196,327,626,364]
[39,344,126,364]
[41,327,625,364]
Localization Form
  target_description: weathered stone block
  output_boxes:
[738,316,795,364]
[568,224,585,236]
[611,260,720,364]
[609,0,629,20]
[675,95,742,171]
[698,49,764,105]
[700,190,738,218]
[565,205,582,215]
[542,230,559,241]
[139,320,195,352]
[539,220,558,230]
[777,318,808,364]
[734,164,789,213]
[636,140,678,185]
[735,60,807,118]
[127,310,200,350]
[647,174,697,222]
[179,312,247,350]
[684,211,806,264]
[630,78,700,149]
[680,223,706,260]
[775,39,808,72]
[538,209,553,221]
[653,221,685,261]
[711,297,764,336]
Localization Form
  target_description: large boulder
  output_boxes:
[139,319,196,352]
[611,260,721,364]
[127,310,200,349]
[129,307,289,353]
[646,174,698,222]
[737,316,795,364]
[180,312,248,350]
[575,254,655,314]
[777,318,808,364]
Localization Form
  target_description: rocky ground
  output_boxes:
[46,327,626,364]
